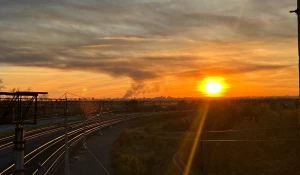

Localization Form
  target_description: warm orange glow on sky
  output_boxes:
[0,0,298,98]
[0,63,298,98]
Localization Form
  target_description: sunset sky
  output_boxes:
[0,0,298,98]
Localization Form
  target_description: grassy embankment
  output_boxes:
[111,111,196,175]
[111,99,300,175]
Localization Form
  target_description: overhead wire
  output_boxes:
[135,126,299,134]
[7,91,291,139]
[204,126,298,133]
[66,92,87,99]
[128,130,300,142]
[86,146,111,175]
[58,92,67,99]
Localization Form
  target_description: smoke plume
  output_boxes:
[123,83,160,98]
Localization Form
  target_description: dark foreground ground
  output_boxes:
[57,123,128,175]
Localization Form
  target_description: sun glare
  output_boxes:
[204,81,223,95]
[198,77,228,97]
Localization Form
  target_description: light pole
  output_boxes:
[291,0,300,136]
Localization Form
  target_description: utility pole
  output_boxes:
[110,112,113,129]
[14,124,25,175]
[159,100,162,112]
[98,100,103,135]
[82,115,87,149]
[82,98,87,147]
[13,107,15,122]
[50,100,53,125]
[14,95,24,175]
[139,101,142,120]
[64,93,69,175]
[124,114,127,123]
[98,115,102,135]
[290,0,300,136]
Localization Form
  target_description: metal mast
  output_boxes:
[64,93,69,175]
[291,0,300,135]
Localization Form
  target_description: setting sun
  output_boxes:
[204,81,223,95]
[198,77,228,97]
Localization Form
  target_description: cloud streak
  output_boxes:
[0,0,297,97]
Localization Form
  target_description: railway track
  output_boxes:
[0,111,131,151]
[0,110,192,174]
[34,117,131,175]
[0,119,85,151]
[0,112,142,175]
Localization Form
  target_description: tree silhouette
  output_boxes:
[0,79,4,91]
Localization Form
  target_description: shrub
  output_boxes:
[162,119,187,132]
[114,153,146,175]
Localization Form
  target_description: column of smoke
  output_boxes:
[123,83,160,98]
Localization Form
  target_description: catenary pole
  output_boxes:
[64,93,69,175]
[291,0,300,136]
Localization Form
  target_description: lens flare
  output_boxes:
[183,103,209,175]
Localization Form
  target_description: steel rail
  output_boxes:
[35,117,132,175]
[0,117,122,175]
[0,117,114,151]
[0,110,187,174]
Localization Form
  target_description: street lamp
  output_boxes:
[290,0,300,135]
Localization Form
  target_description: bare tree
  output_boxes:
[0,79,5,91]
[26,87,32,92]
[10,87,20,93]
[39,94,49,101]
[10,87,32,93]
